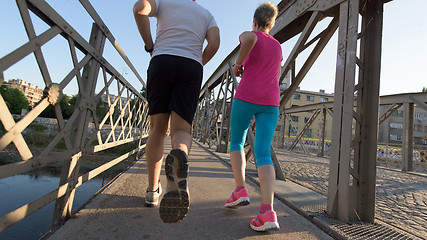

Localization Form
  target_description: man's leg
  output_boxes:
[159,111,192,223]
[146,113,170,192]
[169,111,192,154]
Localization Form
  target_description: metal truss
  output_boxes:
[0,0,148,231]
[193,0,416,224]
[1,0,425,234]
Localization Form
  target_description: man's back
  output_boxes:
[152,0,217,64]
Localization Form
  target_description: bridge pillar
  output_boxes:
[317,107,327,157]
[353,0,383,223]
[52,23,106,227]
[402,101,414,171]
[327,0,383,223]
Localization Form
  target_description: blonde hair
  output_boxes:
[253,2,278,29]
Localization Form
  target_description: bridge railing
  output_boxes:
[0,0,148,231]
[193,0,426,227]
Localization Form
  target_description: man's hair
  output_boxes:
[253,2,278,29]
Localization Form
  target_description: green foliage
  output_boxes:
[28,122,47,132]
[0,83,8,94]
[39,94,76,119]
[24,131,49,147]
[96,97,108,123]
[423,87,427,92]
[1,87,29,114]
[0,122,5,135]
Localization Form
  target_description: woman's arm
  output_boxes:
[232,31,257,77]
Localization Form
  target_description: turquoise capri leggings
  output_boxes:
[229,99,279,167]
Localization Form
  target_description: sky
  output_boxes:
[0,0,426,97]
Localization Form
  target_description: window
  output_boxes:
[414,125,422,132]
[320,97,329,102]
[393,110,403,117]
[389,122,403,129]
[415,113,422,121]
[304,117,309,123]
[390,134,402,141]
[425,126,427,133]
[290,127,298,134]
[306,95,314,101]
[305,129,312,137]
[291,116,299,122]
[292,94,300,100]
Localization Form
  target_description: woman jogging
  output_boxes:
[224,2,282,232]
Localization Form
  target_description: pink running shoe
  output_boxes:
[250,210,280,231]
[224,188,250,208]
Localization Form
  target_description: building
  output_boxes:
[7,79,43,107]
[278,72,335,141]
[378,105,427,145]
[280,88,334,140]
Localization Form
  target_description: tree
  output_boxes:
[0,83,8,94]
[423,87,427,92]
[96,97,108,123]
[1,87,29,114]
[39,94,76,119]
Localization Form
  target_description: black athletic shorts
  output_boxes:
[146,54,203,125]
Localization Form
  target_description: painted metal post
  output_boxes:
[327,0,359,222]
[52,23,106,227]
[328,0,384,223]
[217,71,232,153]
[402,101,414,171]
[318,107,327,157]
[353,0,383,223]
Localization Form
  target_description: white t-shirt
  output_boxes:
[152,0,217,65]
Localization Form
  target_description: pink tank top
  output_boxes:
[234,31,282,106]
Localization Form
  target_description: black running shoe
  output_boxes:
[159,149,189,223]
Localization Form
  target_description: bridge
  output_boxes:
[0,0,426,239]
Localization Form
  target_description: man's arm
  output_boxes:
[133,0,157,52]
[202,27,220,66]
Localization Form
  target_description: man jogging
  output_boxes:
[133,0,220,223]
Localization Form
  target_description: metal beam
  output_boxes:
[402,101,414,171]
[353,0,383,222]
[327,0,360,222]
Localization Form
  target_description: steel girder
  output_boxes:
[196,0,394,223]
[0,0,149,231]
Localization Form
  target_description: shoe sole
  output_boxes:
[225,197,250,208]
[250,221,280,232]
[159,149,189,223]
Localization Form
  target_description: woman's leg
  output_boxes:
[253,106,279,205]
[230,150,246,187]
[229,99,254,188]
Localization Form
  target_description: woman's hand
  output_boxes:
[232,64,243,77]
